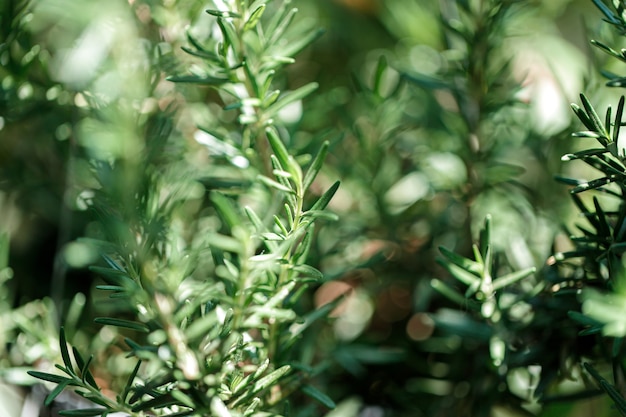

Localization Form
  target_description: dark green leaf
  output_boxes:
[217,17,239,57]
[74,391,109,408]
[584,362,626,415]
[44,380,70,406]
[59,408,107,416]
[121,361,141,403]
[613,337,623,358]
[166,75,229,85]
[292,227,314,265]
[340,344,406,364]
[301,210,338,222]
[287,294,346,344]
[572,131,603,139]
[479,215,491,258]
[591,39,625,61]
[430,279,481,311]
[206,9,241,18]
[59,328,74,374]
[74,349,98,388]
[302,385,336,409]
[372,55,388,96]
[131,393,180,412]
[436,259,481,287]
[571,103,595,132]
[580,93,609,142]
[303,141,329,192]
[0,233,9,270]
[593,197,610,237]
[210,192,242,230]
[402,71,449,90]
[309,181,340,211]
[541,389,604,403]
[615,96,625,151]
[265,82,319,118]
[567,311,603,326]
[89,267,137,289]
[292,264,323,280]
[27,371,73,385]
[591,0,621,25]
[243,60,260,97]
[94,318,149,333]
[431,308,493,340]
[561,148,609,161]
[570,176,613,193]
[95,285,124,292]
[265,127,292,173]
[607,77,626,88]
[180,46,218,60]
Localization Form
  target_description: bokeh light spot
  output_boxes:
[406,312,435,342]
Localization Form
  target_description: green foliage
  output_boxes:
[435,0,626,415]
[549,1,626,412]
[7,0,626,416]
[17,0,338,415]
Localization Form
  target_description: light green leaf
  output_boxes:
[438,246,482,275]
[211,397,233,417]
[265,127,301,185]
[206,233,243,253]
[265,82,318,118]
[492,267,536,291]
[258,174,295,194]
[279,27,325,58]
[252,365,291,394]
[267,7,297,44]
[292,264,323,280]
[244,4,266,32]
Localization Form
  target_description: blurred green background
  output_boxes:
[1,0,621,416]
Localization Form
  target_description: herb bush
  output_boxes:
[3,0,626,416]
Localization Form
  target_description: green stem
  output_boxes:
[268,191,304,360]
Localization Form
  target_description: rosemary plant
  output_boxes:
[26,1,338,415]
[431,1,626,415]
[308,1,574,414]
[551,1,626,414]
